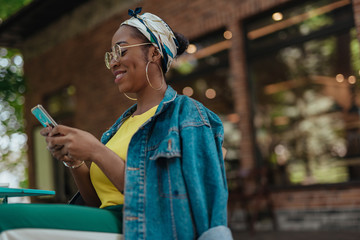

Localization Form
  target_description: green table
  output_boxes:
[0,187,55,203]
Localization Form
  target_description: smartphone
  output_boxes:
[31,104,58,128]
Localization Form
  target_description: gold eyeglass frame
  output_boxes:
[105,43,152,69]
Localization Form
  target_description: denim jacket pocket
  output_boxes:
[147,130,188,200]
[148,130,181,161]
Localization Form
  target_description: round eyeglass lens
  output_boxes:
[105,52,112,69]
[113,44,122,60]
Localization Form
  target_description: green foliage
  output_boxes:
[0,0,32,21]
[0,53,25,124]
[0,0,31,186]
[0,47,27,184]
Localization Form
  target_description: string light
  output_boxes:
[348,75,356,84]
[186,44,197,54]
[182,86,194,96]
[205,88,216,99]
[272,12,283,21]
[335,74,344,83]
[223,31,233,40]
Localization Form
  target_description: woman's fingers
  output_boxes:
[40,126,52,136]
[41,124,68,138]
[46,128,71,147]
[48,125,73,137]
[41,125,81,162]
[43,125,100,163]
[51,147,68,161]
[47,144,63,152]
[47,135,68,148]
[46,135,65,150]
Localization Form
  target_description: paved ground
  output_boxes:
[232,231,360,240]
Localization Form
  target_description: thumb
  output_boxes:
[49,125,69,137]
[40,126,52,136]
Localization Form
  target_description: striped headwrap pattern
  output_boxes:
[121,8,179,73]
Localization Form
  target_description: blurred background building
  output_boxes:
[1,0,360,235]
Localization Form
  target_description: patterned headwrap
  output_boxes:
[121,7,179,73]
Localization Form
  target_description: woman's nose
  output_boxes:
[110,57,120,69]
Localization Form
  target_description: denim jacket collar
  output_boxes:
[155,85,177,116]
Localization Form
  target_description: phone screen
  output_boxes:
[31,105,58,128]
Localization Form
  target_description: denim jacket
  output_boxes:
[100,86,232,240]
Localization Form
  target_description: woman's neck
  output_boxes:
[132,85,167,116]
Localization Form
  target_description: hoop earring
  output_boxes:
[123,93,137,101]
[146,61,164,91]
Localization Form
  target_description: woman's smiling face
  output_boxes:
[109,25,151,94]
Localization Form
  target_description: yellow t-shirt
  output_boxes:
[90,105,158,208]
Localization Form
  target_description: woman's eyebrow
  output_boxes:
[116,41,128,45]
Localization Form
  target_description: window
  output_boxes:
[33,126,55,193]
[168,29,241,189]
[45,85,76,119]
[33,85,78,202]
[244,0,360,185]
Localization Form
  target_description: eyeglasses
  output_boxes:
[105,42,152,69]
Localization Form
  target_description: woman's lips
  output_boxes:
[114,71,126,84]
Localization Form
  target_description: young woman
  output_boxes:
[0,8,232,240]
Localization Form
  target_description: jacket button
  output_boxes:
[168,139,172,150]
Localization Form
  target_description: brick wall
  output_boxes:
[270,186,360,230]
[353,0,360,41]
[22,0,360,231]
[228,185,360,231]
[272,186,360,210]
[24,0,290,191]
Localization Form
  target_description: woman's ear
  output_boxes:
[149,47,162,62]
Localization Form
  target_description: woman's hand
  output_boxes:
[40,126,66,162]
[41,126,102,206]
[41,125,125,192]
[40,125,103,163]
